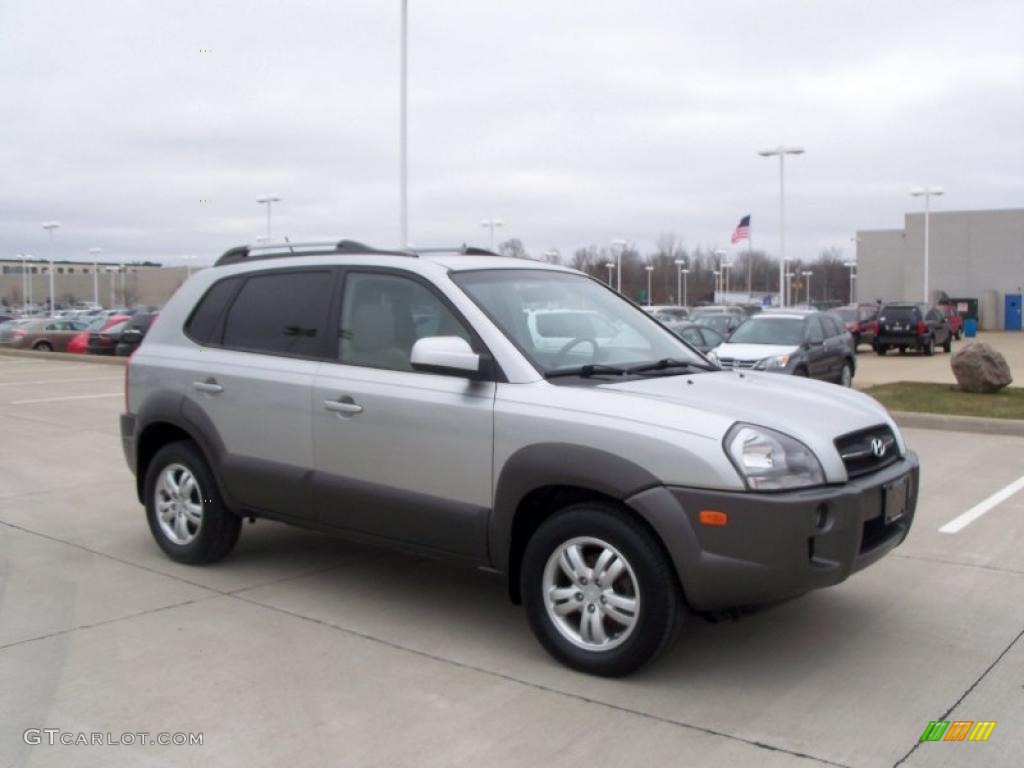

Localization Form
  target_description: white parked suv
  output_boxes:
[121,239,919,676]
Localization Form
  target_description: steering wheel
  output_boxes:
[552,337,599,368]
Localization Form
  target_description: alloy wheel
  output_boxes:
[154,463,204,545]
[542,536,640,652]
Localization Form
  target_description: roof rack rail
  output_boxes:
[214,239,416,267]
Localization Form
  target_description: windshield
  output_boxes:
[727,316,804,346]
[452,269,706,375]
[695,314,734,335]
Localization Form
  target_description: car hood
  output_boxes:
[596,371,903,482]
[713,342,798,361]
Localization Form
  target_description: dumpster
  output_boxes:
[964,318,978,338]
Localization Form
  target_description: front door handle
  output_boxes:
[324,396,363,415]
[193,379,224,394]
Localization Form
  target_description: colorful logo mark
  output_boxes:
[919,720,996,742]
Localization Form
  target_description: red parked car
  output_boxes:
[939,304,964,340]
[834,304,880,350]
[67,315,130,354]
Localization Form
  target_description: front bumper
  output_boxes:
[627,452,919,611]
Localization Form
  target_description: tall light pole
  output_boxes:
[758,145,804,307]
[88,248,102,305]
[781,257,793,306]
[674,259,686,306]
[605,262,615,285]
[611,239,628,293]
[723,262,732,295]
[785,270,795,304]
[480,219,503,249]
[845,262,856,303]
[681,268,690,307]
[911,186,943,303]
[256,194,282,239]
[802,270,813,303]
[713,270,721,299]
[23,254,34,310]
[645,265,654,305]
[714,249,728,299]
[119,264,126,307]
[42,221,60,314]
[17,254,28,312]
[399,0,408,247]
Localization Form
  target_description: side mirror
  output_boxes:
[410,336,481,378]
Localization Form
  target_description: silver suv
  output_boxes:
[121,239,919,676]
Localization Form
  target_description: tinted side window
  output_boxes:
[186,278,241,344]
[822,315,843,337]
[222,271,332,357]
[339,272,471,372]
[805,316,824,342]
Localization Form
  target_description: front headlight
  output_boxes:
[754,354,790,370]
[725,423,825,490]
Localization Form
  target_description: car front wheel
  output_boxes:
[521,502,681,677]
[144,440,241,564]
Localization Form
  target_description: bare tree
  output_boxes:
[497,238,528,260]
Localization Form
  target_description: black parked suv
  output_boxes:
[874,303,952,356]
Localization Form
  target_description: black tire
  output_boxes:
[521,502,682,677]
[874,345,888,356]
[33,341,53,352]
[943,334,952,353]
[144,440,241,564]
[839,361,853,387]
[922,336,934,356]
[899,347,907,355]
[793,366,809,377]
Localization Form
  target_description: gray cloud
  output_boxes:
[1,0,1021,268]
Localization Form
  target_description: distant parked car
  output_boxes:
[711,308,856,386]
[874,303,953,356]
[0,318,89,351]
[644,305,689,323]
[939,304,964,340]
[115,311,159,356]
[666,321,727,354]
[68,314,131,354]
[87,318,131,355]
[835,304,880,349]
[689,305,746,336]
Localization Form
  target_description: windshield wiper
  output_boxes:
[626,358,718,374]
[545,364,630,379]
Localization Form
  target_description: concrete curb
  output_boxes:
[891,410,1024,437]
[0,348,126,366]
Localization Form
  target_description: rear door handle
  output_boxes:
[193,380,224,394]
[324,397,363,415]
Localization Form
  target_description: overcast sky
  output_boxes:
[1,0,1021,267]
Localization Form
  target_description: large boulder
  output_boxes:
[951,342,1012,393]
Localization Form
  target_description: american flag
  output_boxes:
[731,215,750,244]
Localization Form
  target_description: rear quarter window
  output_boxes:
[185,277,243,345]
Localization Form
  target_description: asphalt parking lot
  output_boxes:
[1,355,1021,768]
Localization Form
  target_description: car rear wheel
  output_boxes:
[144,440,241,564]
[521,502,681,677]
[874,345,888,356]
[943,335,952,353]
[922,336,934,356]
[33,341,53,352]
[839,362,853,387]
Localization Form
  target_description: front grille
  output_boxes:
[835,424,899,478]
[717,358,756,370]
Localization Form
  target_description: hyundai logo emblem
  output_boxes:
[871,438,886,458]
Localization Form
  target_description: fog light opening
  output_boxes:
[815,504,829,530]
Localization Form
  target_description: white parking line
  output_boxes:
[0,376,122,387]
[939,474,1024,534]
[9,392,122,405]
